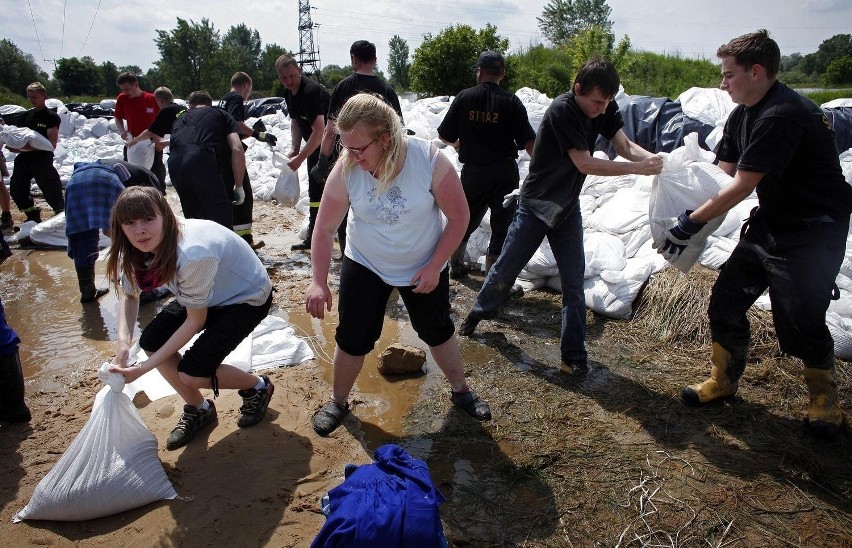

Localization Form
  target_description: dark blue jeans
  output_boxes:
[470,201,587,363]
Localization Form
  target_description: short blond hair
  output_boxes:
[26,82,47,95]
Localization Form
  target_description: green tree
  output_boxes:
[410,24,508,97]
[258,43,289,93]
[620,51,719,97]
[566,26,630,72]
[0,39,48,95]
[54,56,100,96]
[154,18,221,96]
[537,0,612,47]
[504,43,575,98]
[321,64,352,89]
[218,23,262,91]
[824,56,852,85]
[97,61,118,96]
[388,35,410,91]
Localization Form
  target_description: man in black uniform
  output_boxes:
[276,55,330,251]
[1,82,65,223]
[438,51,536,278]
[659,30,852,437]
[168,91,246,229]
[219,72,277,249]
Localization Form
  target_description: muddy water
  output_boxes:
[1,241,490,442]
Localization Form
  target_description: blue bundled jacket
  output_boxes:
[312,444,447,547]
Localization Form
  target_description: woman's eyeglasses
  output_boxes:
[340,138,377,157]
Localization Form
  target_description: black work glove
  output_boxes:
[252,128,277,146]
[658,210,706,261]
[252,119,267,133]
[309,154,330,185]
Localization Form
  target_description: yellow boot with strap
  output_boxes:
[803,364,846,437]
[681,342,744,405]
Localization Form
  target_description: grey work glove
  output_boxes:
[658,210,705,261]
[233,186,246,205]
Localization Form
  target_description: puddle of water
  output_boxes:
[280,290,446,438]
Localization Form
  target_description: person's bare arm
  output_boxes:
[228,132,246,188]
[288,115,325,171]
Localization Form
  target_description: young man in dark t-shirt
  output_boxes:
[459,58,663,373]
[276,55,330,250]
[659,30,852,437]
[168,91,246,229]
[1,82,65,223]
[438,51,536,278]
[127,86,186,150]
[219,72,276,250]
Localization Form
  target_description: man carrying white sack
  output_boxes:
[657,30,852,437]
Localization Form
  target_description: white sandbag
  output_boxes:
[99,98,117,110]
[588,186,651,234]
[839,148,852,184]
[273,165,300,207]
[676,87,736,126]
[520,240,558,279]
[827,311,852,359]
[28,212,68,248]
[14,364,177,522]
[88,118,110,138]
[584,232,626,279]
[698,235,738,271]
[0,126,54,151]
[126,139,155,170]
[649,135,734,273]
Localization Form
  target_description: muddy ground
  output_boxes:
[0,195,850,547]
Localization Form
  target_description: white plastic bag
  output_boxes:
[272,157,300,207]
[14,364,177,522]
[648,134,733,273]
[126,138,155,170]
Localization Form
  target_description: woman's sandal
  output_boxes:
[312,401,350,435]
[450,389,492,421]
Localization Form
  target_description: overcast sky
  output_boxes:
[3,0,850,83]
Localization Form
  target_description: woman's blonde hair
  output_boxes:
[105,187,180,291]
[335,93,404,194]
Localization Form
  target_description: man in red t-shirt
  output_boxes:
[114,72,164,184]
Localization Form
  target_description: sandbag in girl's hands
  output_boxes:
[14,363,177,522]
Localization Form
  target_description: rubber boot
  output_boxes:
[23,207,41,224]
[0,351,31,423]
[449,242,470,279]
[0,211,13,230]
[803,364,846,437]
[681,342,745,405]
[76,266,109,303]
[292,206,318,251]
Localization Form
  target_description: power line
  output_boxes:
[78,0,104,56]
[60,0,67,58]
[26,0,47,64]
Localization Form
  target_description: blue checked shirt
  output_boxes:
[64,162,126,235]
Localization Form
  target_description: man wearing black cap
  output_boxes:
[308,40,404,253]
[438,50,536,278]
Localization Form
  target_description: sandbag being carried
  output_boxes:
[14,364,177,522]
[126,139,155,170]
[649,133,734,273]
[0,126,54,152]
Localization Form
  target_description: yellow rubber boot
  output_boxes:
[681,342,742,406]
[803,367,846,437]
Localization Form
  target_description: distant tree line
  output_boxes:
[1,1,849,107]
